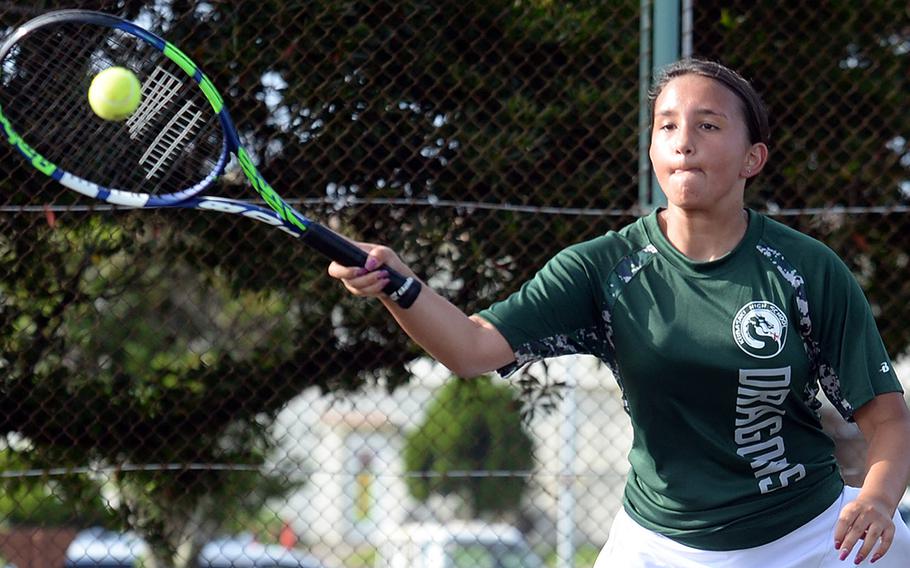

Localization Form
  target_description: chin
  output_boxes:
[665,187,706,207]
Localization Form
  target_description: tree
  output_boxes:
[0,216,310,566]
[403,377,534,518]
[0,447,111,528]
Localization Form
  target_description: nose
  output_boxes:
[674,127,695,155]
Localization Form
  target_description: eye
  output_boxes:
[658,122,676,131]
[700,122,719,131]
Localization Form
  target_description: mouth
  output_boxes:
[672,167,703,175]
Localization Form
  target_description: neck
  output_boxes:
[658,205,749,262]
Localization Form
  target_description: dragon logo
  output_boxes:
[733,301,788,359]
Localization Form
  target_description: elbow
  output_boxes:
[429,320,513,379]
[439,353,510,379]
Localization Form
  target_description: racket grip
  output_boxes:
[303,223,422,309]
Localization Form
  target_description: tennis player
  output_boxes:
[329,58,910,566]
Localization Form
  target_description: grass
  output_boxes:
[344,547,376,568]
[543,543,601,567]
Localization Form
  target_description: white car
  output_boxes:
[199,534,325,568]
[374,521,544,568]
[64,527,147,568]
[64,528,325,568]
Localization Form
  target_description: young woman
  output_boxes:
[328,58,910,566]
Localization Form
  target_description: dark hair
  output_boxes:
[649,58,771,147]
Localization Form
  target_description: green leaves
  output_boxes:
[403,377,534,517]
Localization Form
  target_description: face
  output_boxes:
[649,74,766,213]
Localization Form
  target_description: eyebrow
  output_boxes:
[655,108,729,119]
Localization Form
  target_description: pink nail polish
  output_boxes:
[840,549,849,561]
[365,257,379,271]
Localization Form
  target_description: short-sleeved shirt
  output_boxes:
[477,208,902,551]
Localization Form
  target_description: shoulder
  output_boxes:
[757,214,846,271]
[756,214,858,298]
[558,217,651,268]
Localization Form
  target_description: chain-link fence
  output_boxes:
[0,1,908,567]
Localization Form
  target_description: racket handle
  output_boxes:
[303,223,422,309]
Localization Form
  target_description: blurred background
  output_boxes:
[0,1,908,567]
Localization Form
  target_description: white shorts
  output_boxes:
[594,486,910,568]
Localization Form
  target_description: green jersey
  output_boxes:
[477,208,902,551]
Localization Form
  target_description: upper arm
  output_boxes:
[473,244,608,373]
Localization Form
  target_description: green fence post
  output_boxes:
[640,0,682,211]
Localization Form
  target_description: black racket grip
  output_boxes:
[302,223,422,308]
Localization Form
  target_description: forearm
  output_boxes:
[378,283,513,378]
[328,243,516,376]
[858,415,910,513]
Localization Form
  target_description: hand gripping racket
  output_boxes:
[0,9,421,308]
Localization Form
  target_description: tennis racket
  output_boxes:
[0,9,421,308]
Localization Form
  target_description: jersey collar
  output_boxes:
[642,208,763,277]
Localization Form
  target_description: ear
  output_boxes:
[741,142,769,179]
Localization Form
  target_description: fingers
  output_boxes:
[869,526,894,564]
[327,243,397,298]
[834,499,895,564]
[342,267,391,297]
[837,524,894,565]
[328,262,390,297]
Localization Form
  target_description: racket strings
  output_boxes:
[127,65,183,140]
[2,29,105,158]
[0,21,223,198]
[141,100,205,180]
[134,67,206,180]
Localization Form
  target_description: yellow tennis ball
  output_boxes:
[88,67,142,121]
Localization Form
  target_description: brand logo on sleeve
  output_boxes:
[733,301,788,359]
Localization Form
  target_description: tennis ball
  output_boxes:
[88,67,142,121]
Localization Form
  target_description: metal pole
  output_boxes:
[556,360,577,568]
[681,0,693,57]
[638,0,653,211]
[653,0,681,70]
[648,0,681,209]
